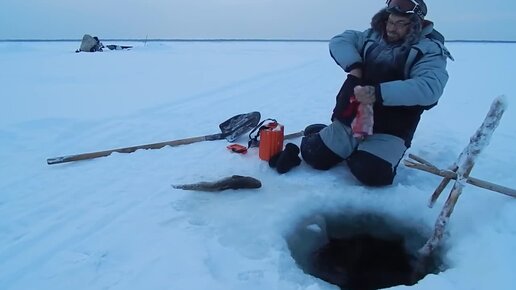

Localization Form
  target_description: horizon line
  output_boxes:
[1,38,516,44]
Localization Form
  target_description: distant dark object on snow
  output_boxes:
[105,44,133,50]
[75,34,132,53]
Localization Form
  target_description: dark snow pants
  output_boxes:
[300,120,407,186]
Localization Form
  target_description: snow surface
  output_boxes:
[1,41,515,290]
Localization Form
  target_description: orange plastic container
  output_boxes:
[259,122,284,161]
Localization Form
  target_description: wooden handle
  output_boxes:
[47,135,215,165]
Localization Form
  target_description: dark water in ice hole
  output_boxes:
[287,212,446,290]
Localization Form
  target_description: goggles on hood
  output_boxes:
[386,0,425,19]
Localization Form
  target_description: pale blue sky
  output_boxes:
[1,0,515,40]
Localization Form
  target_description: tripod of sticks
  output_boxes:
[403,96,514,272]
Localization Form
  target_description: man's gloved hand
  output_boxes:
[331,74,362,125]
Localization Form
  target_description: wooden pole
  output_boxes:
[418,96,508,257]
[404,159,516,198]
[428,165,457,208]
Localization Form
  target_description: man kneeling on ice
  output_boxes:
[300,0,453,186]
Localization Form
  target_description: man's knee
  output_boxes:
[347,150,396,186]
[300,133,343,170]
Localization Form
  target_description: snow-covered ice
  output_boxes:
[1,40,515,289]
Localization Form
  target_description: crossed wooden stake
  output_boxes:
[287,98,512,278]
[403,96,514,266]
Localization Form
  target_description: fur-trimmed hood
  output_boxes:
[371,8,434,47]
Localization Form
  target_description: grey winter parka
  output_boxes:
[329,11,453,146]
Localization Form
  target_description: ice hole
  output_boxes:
[287,212,446,290]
